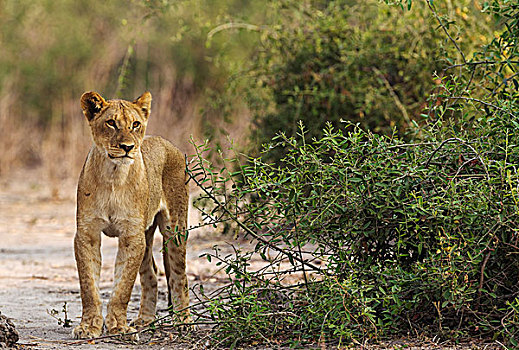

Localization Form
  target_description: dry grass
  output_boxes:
[0,81,42,178]
[0,79,251,199]
[0,0,257,195]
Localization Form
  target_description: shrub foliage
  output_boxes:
[187,0,519,347]
[190,118,519,346]
[227,0,493,160]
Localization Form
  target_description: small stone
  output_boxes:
[0,312,19,348]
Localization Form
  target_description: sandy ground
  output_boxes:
[0,172,230,349]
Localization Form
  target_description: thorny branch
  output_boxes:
[186,164,325,275]
[423,137,490,180]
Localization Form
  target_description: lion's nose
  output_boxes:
[119,143,134,153]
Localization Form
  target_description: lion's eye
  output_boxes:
[133,121,141,129]
[106,120,116,128]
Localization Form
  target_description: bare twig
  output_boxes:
[207,22,273,40]
[445,96,517,118]
[427,2,466,65]
[63,320,215,346]
[426,1,478,98]
[449,157,482,182]
[373,67,411,125]
[424,137,489,180]
[387,142,437,149]
[445,60,519,70]
[291,204,310,294]
[477,249,493,310]
[489,72,519,97]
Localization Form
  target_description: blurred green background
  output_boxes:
[0,0,495,182]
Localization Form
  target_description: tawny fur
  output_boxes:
[73,91,190,339]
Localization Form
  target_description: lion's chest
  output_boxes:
[77,153,160,237]
[87,186,145,237]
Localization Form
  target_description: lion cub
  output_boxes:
[73,91,190,339]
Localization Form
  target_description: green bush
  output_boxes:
[220,0,493,160]
[190,117,519,346]
[187,1,519,347]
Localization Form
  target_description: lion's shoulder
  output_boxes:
[142,136,183,161]
[141,136,185,178]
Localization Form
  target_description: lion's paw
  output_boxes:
[107,325,139,341]
[130,316,154,329]
[72,323,103,339]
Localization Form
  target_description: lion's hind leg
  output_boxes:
[158,206,190,323]
[132,218,159,328]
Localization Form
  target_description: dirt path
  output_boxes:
[0,172,228,349]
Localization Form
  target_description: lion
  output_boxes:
[73,91,190,339]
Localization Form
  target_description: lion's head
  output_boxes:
[80,91,152,164]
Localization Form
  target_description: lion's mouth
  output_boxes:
[108,154,133,160]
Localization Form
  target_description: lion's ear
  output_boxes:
[80,91,107,121]
[133,92,152,119]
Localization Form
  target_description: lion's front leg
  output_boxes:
[73,226,103,339]
[105,231,145,337]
